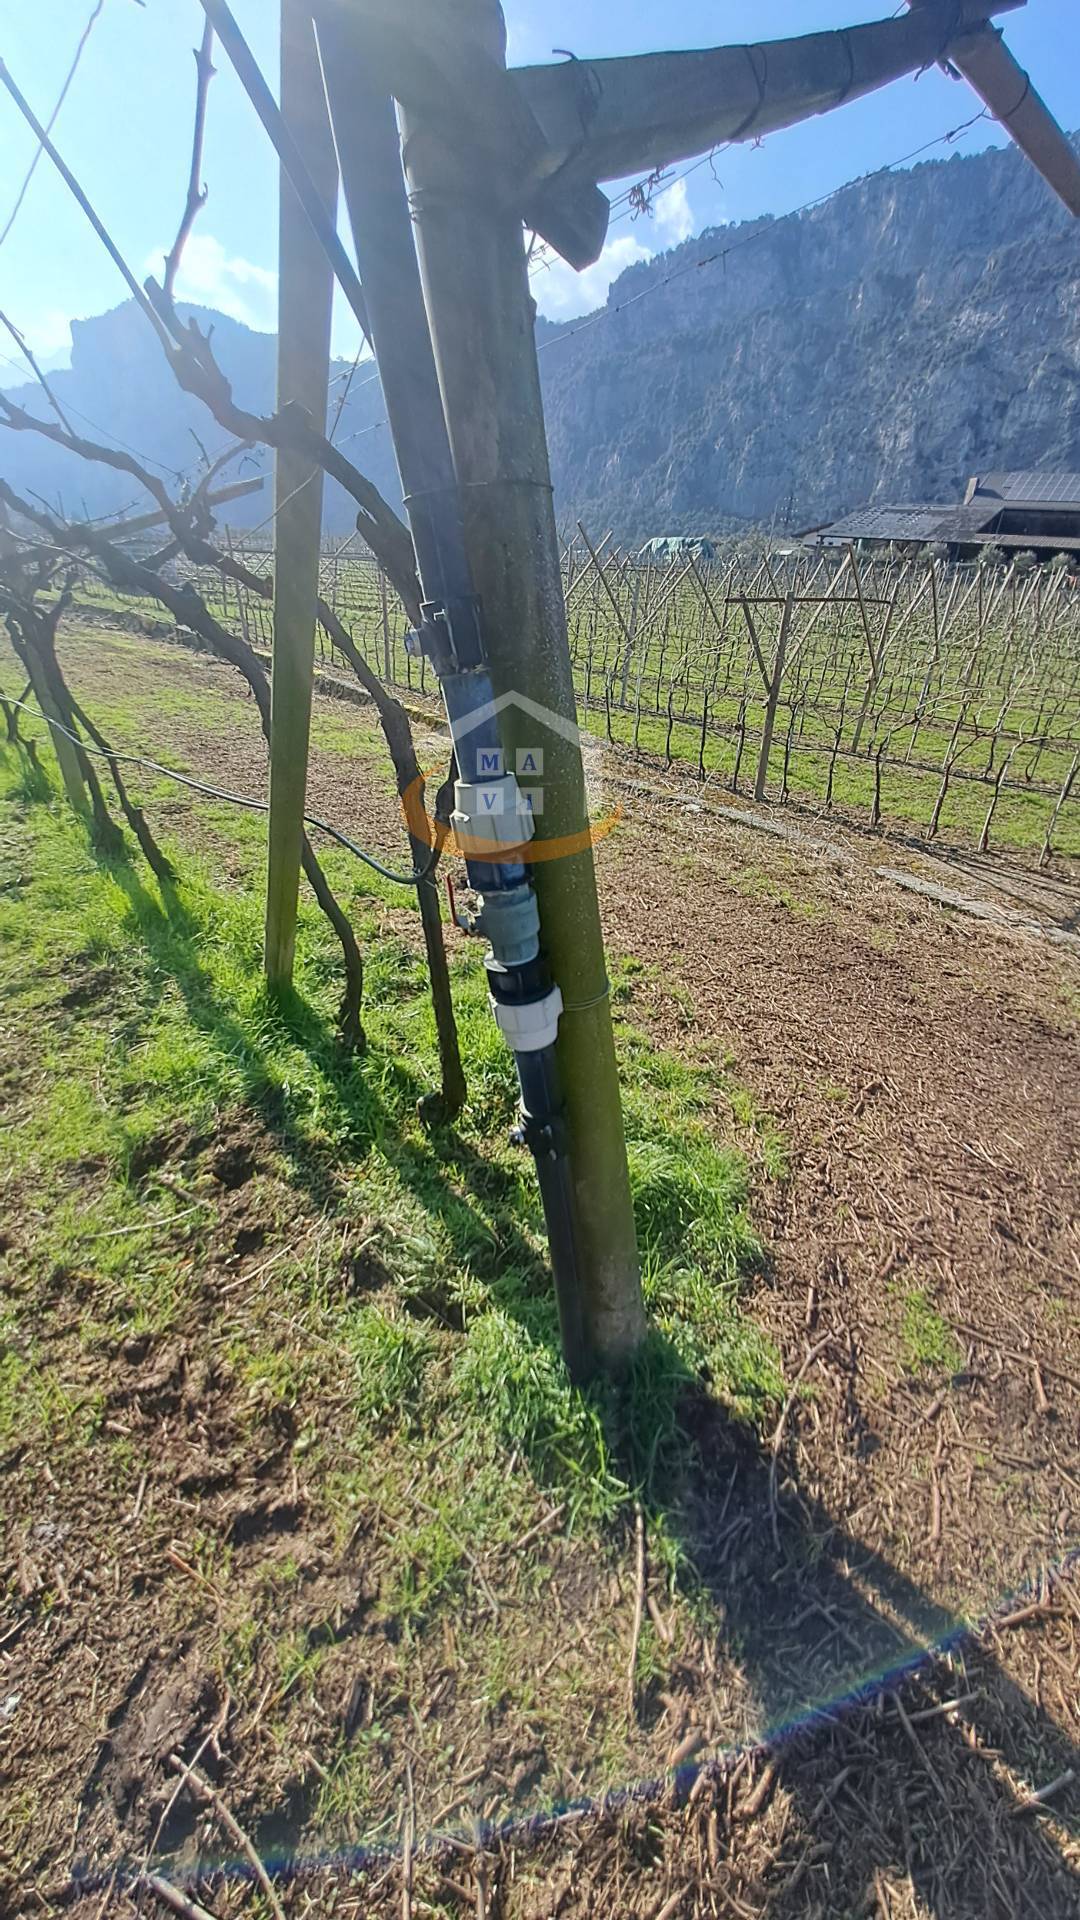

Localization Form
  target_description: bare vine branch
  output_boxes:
[0,0,106,255]
[0,393,176,521]
[0,54,173,353]
[0,477,366,1047]
[0,50,420,617]
[0,393,462,1101]
[163,19,216,305]
[143,274,421,616]
[0,309,77,437]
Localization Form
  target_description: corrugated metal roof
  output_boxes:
[812,504,953,541]
[971,530,1080,553]
[970,469,1080,506]
[810,500,998,543]
[939,502,1004,538]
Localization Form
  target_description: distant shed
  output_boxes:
[804,471,1080,560]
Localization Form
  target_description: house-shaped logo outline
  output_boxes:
[402,687,621,864]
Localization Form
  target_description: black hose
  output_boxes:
[515,1041,589,1380]
[2,693,441,887]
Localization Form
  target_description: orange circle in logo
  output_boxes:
[400,772,623,864]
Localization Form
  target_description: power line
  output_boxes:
[529,145,727,281]
[537,108,991,355]
[1,690,440,887]
[0,0,106,255]
[186,108,1002,549]
[0,84,996,546]
[0,342,245,491]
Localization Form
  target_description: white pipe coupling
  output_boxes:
[452,777,535,855]
[489,983,563,1053]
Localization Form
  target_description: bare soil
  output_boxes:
[2,621,1079,1918]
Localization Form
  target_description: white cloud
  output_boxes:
[143,234,277,330]
[19,309,78,369]
[532,177,696,322]
[9,177,696,378]
[12,232,284,377]
[0,308,103,379]
[652,176,695,246]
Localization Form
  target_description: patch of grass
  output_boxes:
[275,1627,330,1705]
[312,1729,386,1837]
[0,1322,104,1452]
[0,1310,30,1444]
[728,864,826,920]
[229,1336,320,1424]
[819,1079,849,1104]
[346,1306,436,1429]
[900,1289,964,1376]
[450,1313,623,1527]
[727,1086,789,1181]
[0,731,783,1692]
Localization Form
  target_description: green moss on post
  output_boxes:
[400,0,645,1368]
[264,0,337,990]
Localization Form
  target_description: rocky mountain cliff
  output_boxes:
[0,299,399,534]
[3,133,1078,542]
[538,133,1080,540]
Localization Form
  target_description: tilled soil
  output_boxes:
[2,622,1079,1917]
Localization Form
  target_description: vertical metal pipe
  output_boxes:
[392,1,644,1367]
[314,8,590,1375]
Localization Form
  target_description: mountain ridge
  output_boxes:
[537,133,1080,539]
[3,132,1078,543]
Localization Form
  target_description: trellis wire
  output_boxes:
[74,528,1080,861]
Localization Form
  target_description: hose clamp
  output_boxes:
[452,776,536,856]
[405,595,484,674]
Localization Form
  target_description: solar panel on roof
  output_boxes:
[973,470,1080,505]
[815,501,999,541]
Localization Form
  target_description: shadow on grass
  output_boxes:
[102,849,557,1296]
[96,842,1080,1913]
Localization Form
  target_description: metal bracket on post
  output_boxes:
[510,1107,569,1163]
[405,594,485,675]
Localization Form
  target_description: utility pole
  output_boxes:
[392,0,645,1365]
[264,0,337,991]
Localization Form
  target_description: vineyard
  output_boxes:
[122,534,1080,861]
[3,0,1080,1909]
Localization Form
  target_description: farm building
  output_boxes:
[804,469,1080,559]
[637,534,716,564]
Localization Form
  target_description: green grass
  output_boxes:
[0,735,783,1636]
[58,559,1080,856]
[727,864,827,920]
[899,1289,964,1377]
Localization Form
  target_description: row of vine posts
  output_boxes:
[167,524,1080,867]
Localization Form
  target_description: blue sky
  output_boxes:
[1,0,1077,372]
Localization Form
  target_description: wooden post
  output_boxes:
[754,592,793,801]
[398,0,644,1365]
[1040,751,1078,868]
[264,0,337,990]
[379,566,392,683]
[620,566,642,709]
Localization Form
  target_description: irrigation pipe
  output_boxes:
[0,692,441,887]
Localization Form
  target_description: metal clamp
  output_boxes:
[510,1109,569,1162]
[406,594,485,675]
[452,777,536,854]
